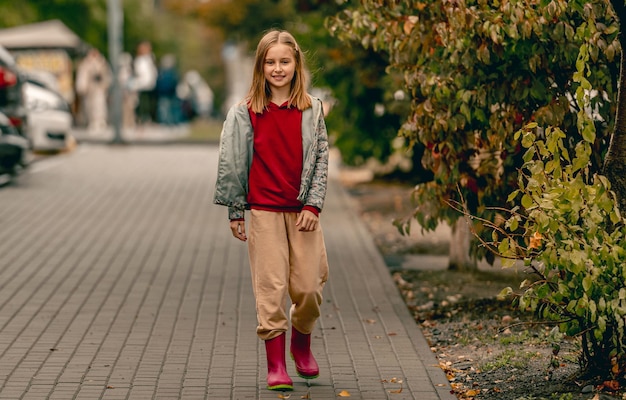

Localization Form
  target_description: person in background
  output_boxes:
[127,41,157,125]
[117,52,137,129]
[213,29,329,392]
[176,70,214,122]
[155,54,179,125]
[75,48,112,132]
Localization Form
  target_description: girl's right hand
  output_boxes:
[230,220,247,241]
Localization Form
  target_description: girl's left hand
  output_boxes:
[296,210,318,232]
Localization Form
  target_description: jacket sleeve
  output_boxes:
[304,101,329,211]
[213,106,249,220]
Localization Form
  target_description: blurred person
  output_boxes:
[213,30,329,392]
[127,41,157,125]
[117,52,137,129]
[75,48,112,131]
[155,54,179,125]
[176,70,214,121]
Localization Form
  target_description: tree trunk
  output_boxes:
[448,217,477,271]
[604,0,626,213]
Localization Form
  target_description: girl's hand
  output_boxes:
[230,220,247,241]
[296,210,318,232]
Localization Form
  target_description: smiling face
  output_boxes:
[263,43,296,100]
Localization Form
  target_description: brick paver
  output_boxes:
[0,142,455,399]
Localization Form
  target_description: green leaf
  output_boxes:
[521,194,533,209]
[507,190,520,202]
[498,238,510,255]
[460,103,471,123]
[582,275,592,293]
[497,287,513,300]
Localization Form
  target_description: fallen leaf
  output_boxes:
[364,319,376,324]
[277,394,291,399]
[337,390,351,397]
[389,388,403,393]
[602,380,620,391]
[388,332,397,336]
[300,394,310,399]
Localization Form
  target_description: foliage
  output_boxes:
[0,0,108,53]
[294,3,413,170]
[327,0,619,262]
[169,0,409,167]
[180,0,296,43]
[489,37,626,374]
[0,1,225,112]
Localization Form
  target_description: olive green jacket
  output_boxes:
[213,96,329,220]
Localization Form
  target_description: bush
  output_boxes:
[496,121,626,377]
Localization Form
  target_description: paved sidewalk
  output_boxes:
[0,142,455,399]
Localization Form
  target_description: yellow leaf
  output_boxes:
[337,390,351,397]
[465,389,479,396]
[528,231,543,249]
[403,20,415,35]
[277,394,291,399]
[389,388,403,393]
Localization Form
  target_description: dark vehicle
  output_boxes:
[0,111,29,185]
[0,45,27,138]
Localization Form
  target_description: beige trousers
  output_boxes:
[248,210,329,340]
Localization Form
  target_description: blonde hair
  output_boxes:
[247,30,311,113]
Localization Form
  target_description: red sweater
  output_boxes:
[247,102,318,216]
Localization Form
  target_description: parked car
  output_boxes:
[0,45,28,139]
[23,75,73,152]
[0,111,29,185]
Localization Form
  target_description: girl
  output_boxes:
[213,30,330,391]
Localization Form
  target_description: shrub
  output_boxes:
[495,119,626,376]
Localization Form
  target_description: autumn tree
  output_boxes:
[328,0,619,269]
[604,0,626,211]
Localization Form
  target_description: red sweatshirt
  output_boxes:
[247,102,317,216]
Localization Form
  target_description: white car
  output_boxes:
[23,78,73,152]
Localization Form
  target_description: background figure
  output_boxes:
[127,41,157,125]
[176,70,214,122]
[117,52,137,129]
[155,54,179,125]
[75,48,112,132]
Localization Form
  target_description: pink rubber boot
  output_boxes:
[290,326,319,379]
[264,333,293,391]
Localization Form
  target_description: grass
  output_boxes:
[181,118,223,143]
[480,348,542,372]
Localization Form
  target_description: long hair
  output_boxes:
[247,30,311,113]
